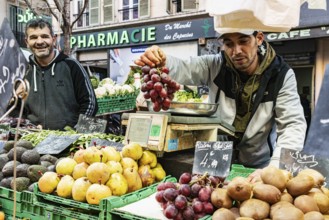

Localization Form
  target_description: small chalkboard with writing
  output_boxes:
[89,138,124,151]
[35,134,80,155]
[192,141,233,178]
[76,114,107,134]
[0,18,27,116]
[279,148,329,186]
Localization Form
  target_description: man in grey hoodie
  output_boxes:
[135,30,306,173]
[16,18,98,130]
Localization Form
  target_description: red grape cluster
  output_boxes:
[155,172,223,219]
[140,65,180,112]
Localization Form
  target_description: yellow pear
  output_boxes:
[38,171,60,194]
[56,175,75,198]
[72,177,91,202]
[121,142,143,160]
[56,157,77,175]
[101,146,121,162]
[86,183,112,205]
[138,165,155,187]
[123,167,142,193]
[86,162,110,184]
[83,146,108,164]
[73,148,85,163]
[106,173,128,196]
[152,165,166,182]
[72,162,89,180]
[138,150,157,168]
[120,157,138,171]
[106,160,123,174]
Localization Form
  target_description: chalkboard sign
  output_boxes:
[303,64,329,157]
[279,148,329,186]
[89,138,124,151]
[35,134,80,154]
[0,18,27,116]
[192,141,233,178]
[76,114,107,134]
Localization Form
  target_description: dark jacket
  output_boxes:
[23,50,98,130]
[168,48,306,168]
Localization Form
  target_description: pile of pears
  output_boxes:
[37,142,166,205]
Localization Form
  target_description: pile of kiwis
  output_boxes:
[211,165,329,220]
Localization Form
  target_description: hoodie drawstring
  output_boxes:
[51,63,55,76]
[33,65,37,92]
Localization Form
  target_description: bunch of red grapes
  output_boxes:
[140,65,180,112]
[155,172,223,220]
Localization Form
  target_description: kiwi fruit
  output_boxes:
[270,201,295,218]
[212,208,235,220]
[252,183,281,204]
[298,169,324,187]
[308,192,329,214]
[272,206,304,220]
[294,194,319,213]
[280,191,294,203]
[260,165,286,192]
[304,211,324,220]
[239,198,270,220]
[211,188,233,209]
[286,173,314,197]
[227,177,252,201]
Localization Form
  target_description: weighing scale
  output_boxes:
[121,112,235,155]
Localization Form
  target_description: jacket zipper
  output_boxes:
[42,71,46,128]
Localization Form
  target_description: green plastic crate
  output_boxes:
[226,164,256,181]
[105,176,177,220]
[0,187,33,203]
[97,93,138,115]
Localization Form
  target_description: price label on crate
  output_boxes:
[76,114,107,134]
[279,148,329,186]
[192,141,233,178]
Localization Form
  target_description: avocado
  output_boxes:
[11,177,30,191]
[0,154,9,170]
[40,160,53,168]
[27,165,48,182]
[7,147,27,161]
[16,140,34,149]
[21,149,40,164]
[2,160,21,177]
[4,140,15,151]
[16,163,30,177]
[0,148,7,154]
[0,177,13,188]
[27,182,37,192]
[40,154,58,164]
[0,172,3,182]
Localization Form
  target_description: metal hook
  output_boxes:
[0,79,30,121]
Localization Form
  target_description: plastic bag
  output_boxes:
[206,0,301,32]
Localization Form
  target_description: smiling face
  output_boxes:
[25,26,56,66]
[221,32,264,75]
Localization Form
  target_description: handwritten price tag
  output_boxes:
[192,141,233,178]
[280,148,329,186]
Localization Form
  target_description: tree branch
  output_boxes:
[71,0,89,29]
[23,0,38,16]
[43,0,59,21]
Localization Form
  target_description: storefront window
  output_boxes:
[9,5,25,47]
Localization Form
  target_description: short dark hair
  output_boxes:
[25,18,54,37]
